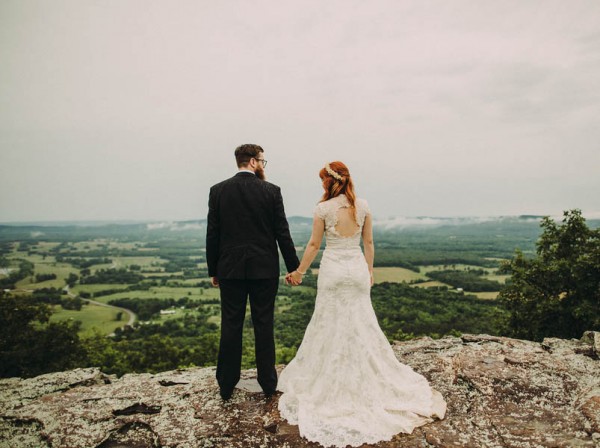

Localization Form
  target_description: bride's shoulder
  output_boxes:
[356,197,370,210]
[314,196,341,220]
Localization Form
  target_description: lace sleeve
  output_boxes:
[314,202,327,221]
[358,199,371,225]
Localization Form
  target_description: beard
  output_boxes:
[255,165,266,181]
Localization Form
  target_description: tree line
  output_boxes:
[425,269,503,292]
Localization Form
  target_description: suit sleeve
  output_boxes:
[206,186,220,277]
[273,186,300,273]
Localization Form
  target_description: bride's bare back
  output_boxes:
[334,206,360,237]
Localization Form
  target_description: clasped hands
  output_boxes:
[285,270,304,286]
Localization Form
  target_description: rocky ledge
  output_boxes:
[1,332,599,448]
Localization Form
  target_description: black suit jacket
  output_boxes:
[206,172,299,279]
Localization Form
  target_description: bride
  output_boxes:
[278,161,447,448]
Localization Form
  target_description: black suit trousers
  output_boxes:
[216,278,279,395]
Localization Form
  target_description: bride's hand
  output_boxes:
[284,272,300,286]
[369,270,374,287]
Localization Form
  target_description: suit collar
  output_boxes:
[235,171,256,177]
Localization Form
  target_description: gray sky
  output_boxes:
[1,0,599,223]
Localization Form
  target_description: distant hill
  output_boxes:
[1,215,598,245]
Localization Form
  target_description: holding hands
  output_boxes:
[285,269,305,286]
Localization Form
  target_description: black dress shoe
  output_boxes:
[220,389,233,401]
[264,389,278,398]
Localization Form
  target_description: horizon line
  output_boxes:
[2,211,600,226]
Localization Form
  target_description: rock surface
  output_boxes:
[1,332,599,448]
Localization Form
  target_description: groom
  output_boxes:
[206,144,300,400]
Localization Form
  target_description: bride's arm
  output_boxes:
[362,213,375,285]
[289,213,325,283]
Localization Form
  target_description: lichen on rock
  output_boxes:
[1,332,599,447]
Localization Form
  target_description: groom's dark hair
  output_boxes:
[235,144,264,168]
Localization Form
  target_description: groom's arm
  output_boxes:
[273,186,300,273]
[206,186,220,278]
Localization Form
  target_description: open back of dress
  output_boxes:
[334,206,360,237]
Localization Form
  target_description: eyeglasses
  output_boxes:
[254,157,268,167]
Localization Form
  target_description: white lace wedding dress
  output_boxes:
[277,194,447,448]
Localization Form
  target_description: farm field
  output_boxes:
[71,283,131,294]
[411,280,450,288]
[48,302,125,336]
[419,263,508,283]
[482,273,510,284]
[468,291,500,300]
[111,256,167,268]
[16,262,78,289]
[80,286,217,305]
[88,256,167,273]
[372,267,426,283]
[420,263,496,273]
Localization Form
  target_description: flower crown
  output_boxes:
[325,163,343,181]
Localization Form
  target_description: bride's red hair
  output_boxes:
[319,161,358,224]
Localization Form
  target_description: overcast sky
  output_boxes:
[1,0,599,223]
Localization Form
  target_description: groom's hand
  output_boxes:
[284,273,293,285]
[210,277,219,287]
